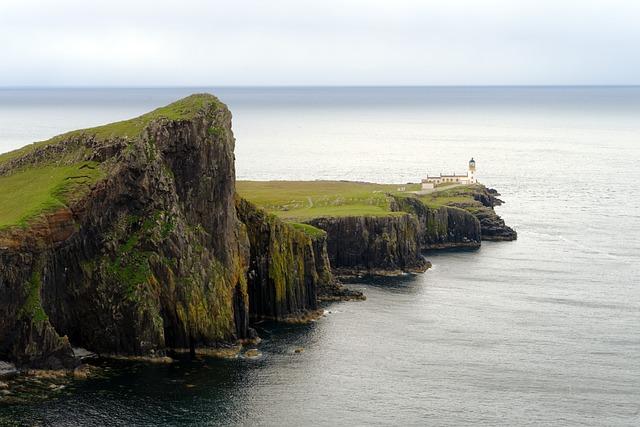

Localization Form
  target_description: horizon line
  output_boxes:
[1,84,639,90]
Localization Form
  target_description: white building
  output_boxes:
[421,158,477,190]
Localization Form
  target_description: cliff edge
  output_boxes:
[0,94,333,369]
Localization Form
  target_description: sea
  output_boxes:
[0,87,639,426]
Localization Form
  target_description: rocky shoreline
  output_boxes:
[0,94,515,390]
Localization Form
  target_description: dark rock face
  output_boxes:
[451,186,517,241]
[390,196,481,249]
[473,187,503,207]
[0,95,326,369]
[309,233,364,300]
[0,94,515,369]
[472,207,518,241]
[306,214,429,275]
[236,198,333,321]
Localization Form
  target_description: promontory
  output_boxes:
[0,94,515,371]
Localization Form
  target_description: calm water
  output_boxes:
[1,87,639,426]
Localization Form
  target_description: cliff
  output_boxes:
[390,195,481,249]
[0,95,516,369]
[446,186,517,241]
[301,197,480,274]
[236,198,338,321]
[237,180,515,275]
[306,214,429,275]
[0,94,329,369]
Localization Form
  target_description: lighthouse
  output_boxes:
[467,158,476,184]
[420,157,478,191]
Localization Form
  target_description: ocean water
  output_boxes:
[1,87,639,426]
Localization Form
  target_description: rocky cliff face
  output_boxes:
[0,95,327,369]
[236,198,337,321]
[450,186,517,241]
[390,196,481,249]
[303,195,485,275]
[0,94,516,370]
[306,214,429,275]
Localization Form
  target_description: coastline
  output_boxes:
[0,94,516,393]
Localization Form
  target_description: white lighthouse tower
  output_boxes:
[467,158,477,184]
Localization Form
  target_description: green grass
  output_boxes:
[289,222,327,238]
[237,180,420,221]
[0,93,220,167]
[238,180,485,220]
[20,271,48,323]
[0,162,104,230]
[0,94,219,230]
[417,185,483,208]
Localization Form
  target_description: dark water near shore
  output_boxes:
[1,87,639,426]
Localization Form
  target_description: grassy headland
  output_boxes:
[236,181,419,221]
[0,94,221,231]
[0,94,220,167]
[413,185,483,209]
[237,180,485,221]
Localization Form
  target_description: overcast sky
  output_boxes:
[1,0,639,86]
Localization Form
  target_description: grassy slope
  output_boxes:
[0,162,104,229]
[0,94,219,167]
[236,181,421,221]
[289,222,327,238]
[414,185,483,209]
[238,180,484,222]
[0,94,219,230]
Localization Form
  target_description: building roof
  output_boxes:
[424,173,467,179]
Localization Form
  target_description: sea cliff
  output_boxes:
[390,195,481,249]
[0,94,515,370]
[307,214,429,275]
[236,198,335,321]
[0,95,335,369]
[237,180,515,276]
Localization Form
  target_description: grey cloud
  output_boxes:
[1,0,639,85]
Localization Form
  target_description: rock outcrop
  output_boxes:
[0,94,515,370]
[449,186,517,241]
[0,94,329,369]
[236,198,336,321]
[390,196,481,249]
[306,214,429,275]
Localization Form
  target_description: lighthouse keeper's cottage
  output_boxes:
[421,158,477,191]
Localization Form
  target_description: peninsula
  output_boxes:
[0,94,515,375]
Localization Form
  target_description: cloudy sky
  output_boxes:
[1,0,639,86]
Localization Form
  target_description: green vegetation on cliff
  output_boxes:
[289,222,326,238]
[0,162,104,229]
[20,271,48,324]
[236,198,324,319]
[414,184,482,208]
[236,180,488,221]
[0,94,221,167]
[236,180,418,221]
[238,180,510,248]
[0,94,221,230]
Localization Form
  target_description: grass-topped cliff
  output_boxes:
[0,95,221,231]
[0,93,513,371]
[0,93,338,370]
[237,180,486,219]
[236,180,418,220]
[238,181,499,273]
[0,163,104,230]
[0,94,220,167]
[238,180,516,270]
